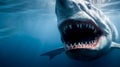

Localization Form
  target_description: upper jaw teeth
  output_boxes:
[63,23,97,34]
[65,40,98,50]
[69,25,72,29]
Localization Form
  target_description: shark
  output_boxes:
[41,0,120,61]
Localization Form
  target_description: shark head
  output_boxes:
[56,0,119,61]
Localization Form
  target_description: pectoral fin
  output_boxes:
[40,47,65,60]
[111,42,120,49]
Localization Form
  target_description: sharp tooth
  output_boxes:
[79,44,82,48]
[95,40,97,44]
[91,26,94,30]
[89,25,91,29]
[80,24,82,28]
[66,45,70,50]
[77,24,79,28]
[82,45,84,48]
[70,44,73,49]
[85,42,87,44]
[94,29,97,33]
[86,45,88,48]
[92,40,94,43]
[73,45,75,48]
[75,44,77,48]
[81,44,83,48]
[66,44,69,47]
[81,42,83,45]
[83,45,85,48]
[91,41,94,44]
[66,45,69,49]
[74,43,76,48]
[93,40,96,44]
[76,45,79,49]
[89,41,91,44]
[69,25,72,29]
[86,24,88,28]
[92,41,94,44]
[74,43,76,45]
[77,45,79,48]
[83,45,86,48]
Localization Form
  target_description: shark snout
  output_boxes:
[56,0,92,24]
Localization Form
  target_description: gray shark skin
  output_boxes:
[41,0,120,61]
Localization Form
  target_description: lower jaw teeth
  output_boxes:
[65,41,98,50]
[66,45,95,50]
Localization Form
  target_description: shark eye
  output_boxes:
[87,4,91,9]
[86,3,92,9]
[84,1,92,9]
[77,1,91,11]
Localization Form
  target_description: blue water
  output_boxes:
[0,0,120,67]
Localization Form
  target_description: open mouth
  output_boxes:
[59,19,103,50]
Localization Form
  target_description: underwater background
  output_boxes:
[0,0,120,67]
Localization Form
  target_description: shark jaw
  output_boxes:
[58,19,111,61]
[59,19,104,50]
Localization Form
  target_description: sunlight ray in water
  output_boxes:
[0,27,16,39]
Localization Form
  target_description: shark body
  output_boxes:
[41,0,120,61]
